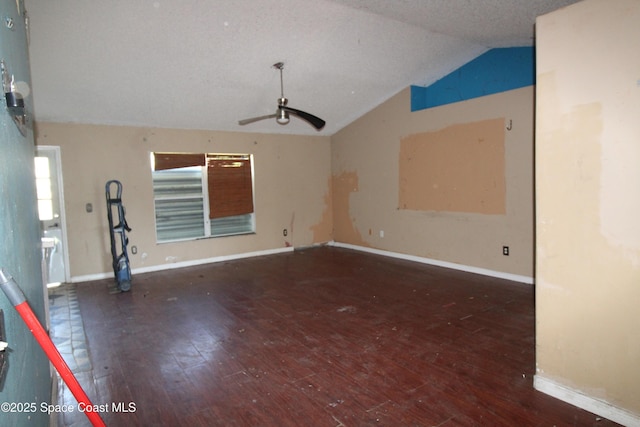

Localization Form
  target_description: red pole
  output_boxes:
[1,269,106,427]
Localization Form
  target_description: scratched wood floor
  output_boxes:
[57,246,620,426]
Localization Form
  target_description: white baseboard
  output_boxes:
[534,375,640,426]
[328,241,534,284]
[70,246,294,283]
[71,243,532,285]
[70,272,111,283]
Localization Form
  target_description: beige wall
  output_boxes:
[535,0,640,419]
[35,122,332,278]
[331,86,535,277]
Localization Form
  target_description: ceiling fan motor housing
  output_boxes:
[276,107,289,125]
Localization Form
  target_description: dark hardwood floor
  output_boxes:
[55,246,619,426]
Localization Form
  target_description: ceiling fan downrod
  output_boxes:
[273,62,289,124]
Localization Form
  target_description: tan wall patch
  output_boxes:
[399,118,506,214]
[332,171,369,247]
[310,176,333,243]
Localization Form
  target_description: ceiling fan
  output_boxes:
[238,62,326,131]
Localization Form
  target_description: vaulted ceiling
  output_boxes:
[25,0,579,135]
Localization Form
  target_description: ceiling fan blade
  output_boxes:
[281,106,326,130]
[238,113,277,126]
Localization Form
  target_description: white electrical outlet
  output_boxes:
[379,230,384,238]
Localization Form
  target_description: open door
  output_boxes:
[35,146,70,286]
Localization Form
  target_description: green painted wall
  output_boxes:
[0,0,52,425]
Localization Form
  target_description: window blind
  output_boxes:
[207,155,254,219]
[152,167,205,241]
[153,152,205,171]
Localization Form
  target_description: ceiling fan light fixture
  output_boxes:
[276,109,289,125]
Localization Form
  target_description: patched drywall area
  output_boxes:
[536,0,640,420]
[332,84,534,277]
[332,171,369,247]
[310,177,333,243]
[536,92,640,411]
[399,118,506,214]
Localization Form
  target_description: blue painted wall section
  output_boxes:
[411,47,535,111]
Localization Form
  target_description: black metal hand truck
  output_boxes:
[105,180,132,292]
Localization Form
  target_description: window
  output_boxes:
[151,152,254,242]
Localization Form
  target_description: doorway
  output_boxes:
[35,146,70,285]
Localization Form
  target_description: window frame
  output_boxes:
[151,152,255,243]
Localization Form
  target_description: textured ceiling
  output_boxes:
[24,0,578,136]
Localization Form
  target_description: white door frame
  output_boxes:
[37,145,71,283]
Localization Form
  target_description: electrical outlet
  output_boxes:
[283,229,288,237]
[503,246,509,256]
